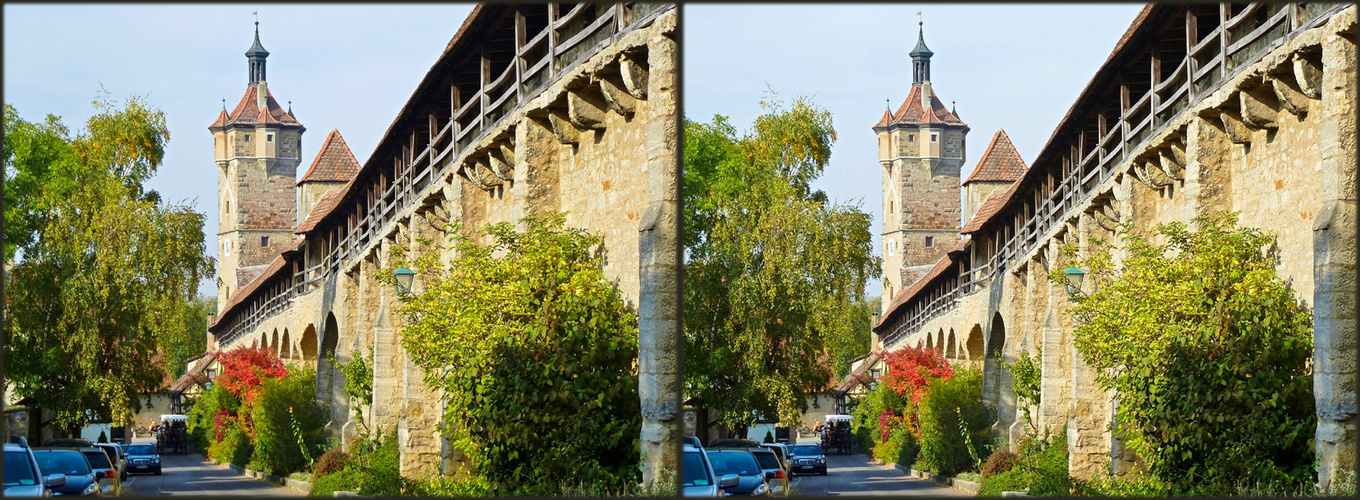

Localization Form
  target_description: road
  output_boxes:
[121,436,299,497]
[788,452,970,497]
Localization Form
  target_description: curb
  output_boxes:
[215,458,313,495]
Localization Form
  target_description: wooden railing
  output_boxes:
[878,3,1344,347]
[216,3,673,345]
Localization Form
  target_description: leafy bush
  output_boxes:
[248,368,329,476]
[392,213,641,494]
[208,425,253,467]
[312,448,351,478]
[872,424,918,469]
[981,449,1018,479]
[187,384,240,453]
[916,369,994,476]
[1054,212,1316,491]
[216,345,288,406]
[977,432,1069,496]
[1003,349,1041,431]
[407,475,496,496]
[1073,470,1170,497]
[338,349,373,430]
[308,466,364,497]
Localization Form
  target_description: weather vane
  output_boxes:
[917,11,923,28]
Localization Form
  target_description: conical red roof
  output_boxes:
[875,84,966,129]
[963,129,1027,185]
[298,130,361,185]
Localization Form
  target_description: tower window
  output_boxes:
[244,134,251,142]
[925,236,934,247]
[261,236,270,247]
[909,134,915,142]
[931,134,938,142]
[267,134,274,142]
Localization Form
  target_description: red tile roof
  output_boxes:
[875,84,966,130]
[834,352,883,394]
[961,182,1021,234]
[295,189,344,234]
[210,254,290,331]
[299,130,362,185]
[964,129,1027,185]
[210,83,302,129]
[874,237,969,332]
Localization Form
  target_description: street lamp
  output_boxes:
[393,267,416,295]
[1063,267,1086,300]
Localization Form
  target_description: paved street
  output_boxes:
[121,437,298,497]
[789,453,969,497]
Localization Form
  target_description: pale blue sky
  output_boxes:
[683,3,1146,299]
[4,4,476,297]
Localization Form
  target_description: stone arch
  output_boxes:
[966,324,984,360]
[299,324,318,361]
[321,314,339,361]
[261,332,269,350]
[272,329,280,356]
[926,333,934,351]
[988,312,1006,358]
[947,328,957,359]
[281,329,291,360]
[936,329,945,355]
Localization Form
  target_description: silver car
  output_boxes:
[4,438,66,497]
[683,443,738,497]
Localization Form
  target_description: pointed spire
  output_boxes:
[910,18,933,85]
[246,19,269,84]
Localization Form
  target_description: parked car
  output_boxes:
[760,442,790,470]
[682,443,737,497]
[684,435,703,449]
[124,443,162,475]
[78,447,121,496]
[705,449,771,496]
[709,438,761,448]
[94,442,127,481]
[32,449,101,496]
[787,443,827,475]
[41,438,94,448]
[746,447,788,496]
[5,437,66,497]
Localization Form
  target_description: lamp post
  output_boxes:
[1063,267,1086,301]
[394,267,416,296]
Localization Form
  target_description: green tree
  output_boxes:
[1052,212,1315,491]
[684,95,879,429]
[166,296,215,379]
[390,213,640,494]
[829,297,880,379]
[3,95,213,431]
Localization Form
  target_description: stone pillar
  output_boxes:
[1039,236,1073,438]
[1313,8,1357,489]
[399,212,444,478]
[637,10,680,492]
[370,248,402,435]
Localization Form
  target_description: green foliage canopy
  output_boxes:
[3,96,213,429]
[1053,212,1315,490]
[684,95,879,429]
[391,213,641,494]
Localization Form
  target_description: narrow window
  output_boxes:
[226,199,231,214]
[931,134,938,142]
[244,134,251,142]
[261,235,270,247]
[267,134,274,142]
[925,236,934,247]
[889,200,894,213]
[908,134,915,142]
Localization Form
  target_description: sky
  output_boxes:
[683,3,1146,299]
[4,4,477,298]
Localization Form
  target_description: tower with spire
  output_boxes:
[209,21,305,311]
[873,20,970,312]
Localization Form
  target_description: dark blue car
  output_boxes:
[32,449,100,496]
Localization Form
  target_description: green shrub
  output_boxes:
[392,213,642,494]
[312,448,351,478]
[408,475,496,496]
[187,384,239,453]
[97,430,108,443]
[248,368,329,476]
[308,466,364,497]
[981,449,1018,479]
[916,369,994,476]
[1055,213,1316,491]
[978,468,1030,496]
[209,425,253,467]
[355,431,403,496]
[1074,470,1170,497]
[977,432,1069,496]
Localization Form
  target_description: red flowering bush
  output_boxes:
[880,346,952,404]
[215,343,287,405]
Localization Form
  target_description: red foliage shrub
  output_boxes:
[214,343,287,406]
[880,346,953,404]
